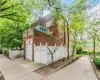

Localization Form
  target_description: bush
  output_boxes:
[84,51,92,55]
[84,52,88,55]
[95,52,100,56]
[73,53,78,57]
[15,54,24,59]
[82,50,92,55]
[96,52,100,54]
[82,51,87,53]
[76,47,83,54]
[93,57,100,67]
[4,50,9,57]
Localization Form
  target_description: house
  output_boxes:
[23,14,72,65]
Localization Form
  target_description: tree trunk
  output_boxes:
[72,42,77,56]
[67,25,70,59]
[19,44,22,50]
[93,37,96,58]
[72,30,77,56]
[62,16,70,59]
[64,23,66,46]
[72,45,75,56]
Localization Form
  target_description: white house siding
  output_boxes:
[25,39,33,60]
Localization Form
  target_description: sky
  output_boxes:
[92,0,99,5]
[62,0,99,5]
[61,0,74,4]
[43,0,100,17]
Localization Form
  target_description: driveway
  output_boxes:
[44,56,98,80]
[0,54,44,80]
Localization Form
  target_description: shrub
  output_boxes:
[15,54,24,59]
[73,53,78,57]
[84,51,92,55]
[93,57,100,67]
[83,52,88,55]
[4,50,9,57]
[82,51,87,53]
[76,47,83,54]
[95,52,100,56]
[96,52,100,54]
[82,50,92,55]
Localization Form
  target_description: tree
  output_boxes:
[70,10,87,55]
[47,47,58,67]
[0,21,29,49]
[47,0,87,59]
[86,28,99,58]
[0,0,32,49]
[0,0,30,22]
[86,11,100,58]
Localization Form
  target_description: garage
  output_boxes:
[26,39,33,60]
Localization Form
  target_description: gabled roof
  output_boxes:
[31,13,52,27]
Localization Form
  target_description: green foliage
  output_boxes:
[95,52,100,56]
[96,52,100,54]
[76,46,83,54]
[82,51,87,53]
[83,51,92,55]
[0,0,31,48]
[73,53,78,57]
[83,50,100,56]
[82,50,92,55]
[0,0,96,56]
[0,22,29,48]
[48,0,88,59]
[15,54,24,59]
[93,57,100,67]
[3,50,9,57]
[0,0,30,22]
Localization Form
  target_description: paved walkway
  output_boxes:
[45,56,98,80]
[0,54,98,80]
[0,71,5,80]
[0,54,44,80]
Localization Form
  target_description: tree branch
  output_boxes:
[97,35,100,41]
[1,0,8,6]
[94,30,98,36]
[86,29,94,38]
[71,0,85,9]
[1,3,19,12]
[47,0,68,11]
[48,0,85,12]
[0,12,17,17]
[1,16,23,22]
[62,15,68,26]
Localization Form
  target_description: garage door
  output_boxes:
[26,39,32,60]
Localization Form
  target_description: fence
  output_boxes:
[34,43,72,65]
[9,50,24,60]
